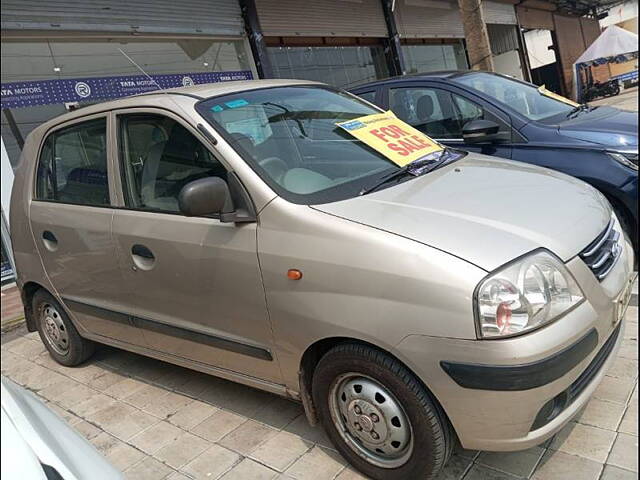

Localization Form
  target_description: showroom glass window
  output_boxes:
[401,41,468,74]
[267,45,389,89]
[0,37,252,168]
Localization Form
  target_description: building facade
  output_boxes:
[0,0,603,282]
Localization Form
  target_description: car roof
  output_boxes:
[39,78,321,128]
[350,70,474,90]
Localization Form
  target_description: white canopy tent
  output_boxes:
[573,25,638,101]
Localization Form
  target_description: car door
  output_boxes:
[382,82,513,159]
[29,114,146,345]
[110,109,281,383]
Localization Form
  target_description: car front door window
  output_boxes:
[451,94,508,135]
[388,86,510,141]
[119,114,227,213]
[389,87,461,139]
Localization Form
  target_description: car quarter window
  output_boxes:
[356,90,378,105]
[388,86,508,139]
[118,113,227,213]
[36,118,110,206]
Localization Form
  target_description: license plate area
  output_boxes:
[614,274,636,325]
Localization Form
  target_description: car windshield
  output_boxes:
[196,86,413,204]
[453,72,575,122]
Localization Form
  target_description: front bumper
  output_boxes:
[395,238,635,451]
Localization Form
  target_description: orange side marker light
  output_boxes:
[287,269,303,280]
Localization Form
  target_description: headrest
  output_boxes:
[416,95,435,121]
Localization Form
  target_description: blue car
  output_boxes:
[350,71,638,250]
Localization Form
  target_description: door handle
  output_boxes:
[131,244,154,259]
[42,230,58,251]
[131,244,155,271]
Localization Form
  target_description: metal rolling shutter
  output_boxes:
[482,1,517,25]
[255,0,387,37]
[487,24,519,55]
[395,0,464,38]
[1,0,244,36]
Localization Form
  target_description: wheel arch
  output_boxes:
[20,281,48,332]
[298,336,454,438]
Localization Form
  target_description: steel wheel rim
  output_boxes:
[41,304,69,355]
[329,373,414,468]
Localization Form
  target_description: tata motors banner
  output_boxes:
[1,71,253,109]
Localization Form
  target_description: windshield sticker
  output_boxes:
[538,85,580,107]
[336,111,443,167]
[225,99,249,109]
[210,105,224,112]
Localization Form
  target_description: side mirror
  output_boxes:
[462,119,503,144]
[178,177,234,218]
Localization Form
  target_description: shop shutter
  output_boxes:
[482,1,517,25]
[487,24,519,55]
[395,0,465,38]
[1,0,243,36]
[516,6,555,30]
[256,0,387,37]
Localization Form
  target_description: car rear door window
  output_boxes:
[35,118,109,206]
[118,114,227,213]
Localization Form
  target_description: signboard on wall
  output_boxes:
[1,70,253,109]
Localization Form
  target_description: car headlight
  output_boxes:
[608,151,638,170]
[475,250,584,339]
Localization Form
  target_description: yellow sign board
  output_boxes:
[336,111,444,167]
[538,85,580,107]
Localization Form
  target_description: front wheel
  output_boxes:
[312,344,453,480]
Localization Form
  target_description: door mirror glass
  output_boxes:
[178,177,233,217]
[462,119,502,143]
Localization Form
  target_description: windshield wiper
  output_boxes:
[566,104,592,119]
[359,148,463,196]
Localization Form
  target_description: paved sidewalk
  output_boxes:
[1,284,24,332]
[1,297,637,480]
[591,87,638,111]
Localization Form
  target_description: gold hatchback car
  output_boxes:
[10,80,636,479]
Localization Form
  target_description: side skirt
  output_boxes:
[81,330,299,400]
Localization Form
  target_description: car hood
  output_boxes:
[313,155,611,272]
[557,106,638,148]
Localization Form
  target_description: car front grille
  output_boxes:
[579,218,622,281]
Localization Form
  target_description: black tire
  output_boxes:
[312,343,453,480]
[33,289,95,366]
[612,204,638,265]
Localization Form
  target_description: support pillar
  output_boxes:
[457,0,494,71]
[239,0,273,79]
[381,0,406,77]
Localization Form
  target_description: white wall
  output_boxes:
[601,1,638,32]
[1,138,15,223]
[524,29,557,69]
[493,50,524,79]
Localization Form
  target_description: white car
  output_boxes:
[1,377,122,479]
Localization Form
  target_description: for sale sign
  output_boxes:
[336,111,443,167]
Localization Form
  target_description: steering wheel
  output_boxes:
[258,157,289,184]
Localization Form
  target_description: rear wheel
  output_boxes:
[312,343,453,480]
[33,290,94,366]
